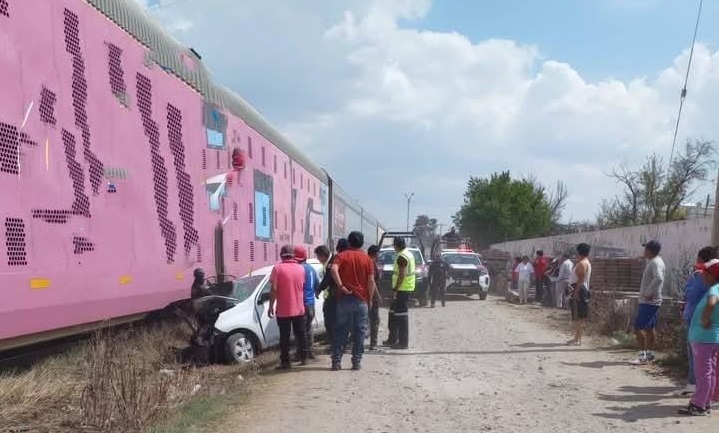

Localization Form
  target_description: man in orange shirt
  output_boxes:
[330,231,377,371]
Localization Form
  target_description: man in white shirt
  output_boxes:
[517,256,533,305]
[556,253,573,309]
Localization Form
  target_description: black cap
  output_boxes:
[280,244,294,258]
[643,240,662,254]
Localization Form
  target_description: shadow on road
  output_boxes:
[593,403,687,422]
[512,342,571,348]
[592,385,687,422]
[561,360,630,369]
[371,347,599,356]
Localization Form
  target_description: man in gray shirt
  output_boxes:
[631,240,665,365]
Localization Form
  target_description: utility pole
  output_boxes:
[404,192,414,232]
[712,169,719,245]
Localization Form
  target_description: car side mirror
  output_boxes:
[257,292,271,305]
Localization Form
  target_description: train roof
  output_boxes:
[86,0,327,183]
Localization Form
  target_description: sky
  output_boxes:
[135,0,719,231]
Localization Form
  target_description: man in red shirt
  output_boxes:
[269,245,307,370]
[533,250,548,304]
[330,231,377,371]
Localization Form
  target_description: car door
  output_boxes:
[254,276,280,347]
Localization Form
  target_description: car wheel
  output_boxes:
[225,331,257,363]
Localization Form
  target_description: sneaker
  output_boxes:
[351,362,361,371]
[676,384,696,396]
[368,344,378,351]
[331,363,341,371]
[630,352,648,365]
[382,339,396,347]
[630,356,648,366]
[678,404,708,416]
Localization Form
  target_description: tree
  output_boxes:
[598,140,715,228]
[412,214,438,251]
[452,171,558,249]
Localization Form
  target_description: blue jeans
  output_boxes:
[332,296,368,364]
[687,326,696,385]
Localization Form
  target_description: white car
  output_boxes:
[213,259,326,363]
[441,250,491,300]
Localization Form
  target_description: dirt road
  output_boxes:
[225,296,716,433]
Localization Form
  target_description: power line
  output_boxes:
[668,0,703,166]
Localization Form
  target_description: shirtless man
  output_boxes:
[568,243,592,346]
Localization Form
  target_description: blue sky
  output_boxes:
[138,0,718,233]
[423,0,717,80]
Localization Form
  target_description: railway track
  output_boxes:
[0,308,185,372]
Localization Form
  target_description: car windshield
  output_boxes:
[377,250,423,265]
[442,254,481,265]
[232,275,265,302]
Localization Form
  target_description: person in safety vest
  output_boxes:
[382,236,415,349]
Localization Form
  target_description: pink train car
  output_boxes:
[0,0,384,351]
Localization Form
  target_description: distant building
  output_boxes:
[681,201,715,219]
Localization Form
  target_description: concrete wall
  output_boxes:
[491,216,715,294]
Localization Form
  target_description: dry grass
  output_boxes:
[0,320,268,433]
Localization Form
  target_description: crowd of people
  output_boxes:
[509,241,719,416]
[265,230,719,415]
[268,231,416,372]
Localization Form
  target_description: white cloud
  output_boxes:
[146,0,719,230]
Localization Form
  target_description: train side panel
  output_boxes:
[0,0,329,345]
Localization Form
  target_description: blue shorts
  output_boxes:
[634,304,660,330]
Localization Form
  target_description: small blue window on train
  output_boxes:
[206,129,224,148]
[254,191,271,239]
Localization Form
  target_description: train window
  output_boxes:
[204,105,226,149]
[261,147,266,167]
[247,137,253,158]
[313,182,316,196]
[300,172,303,186]
[273,155,277,173]
[206,129,225,148]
